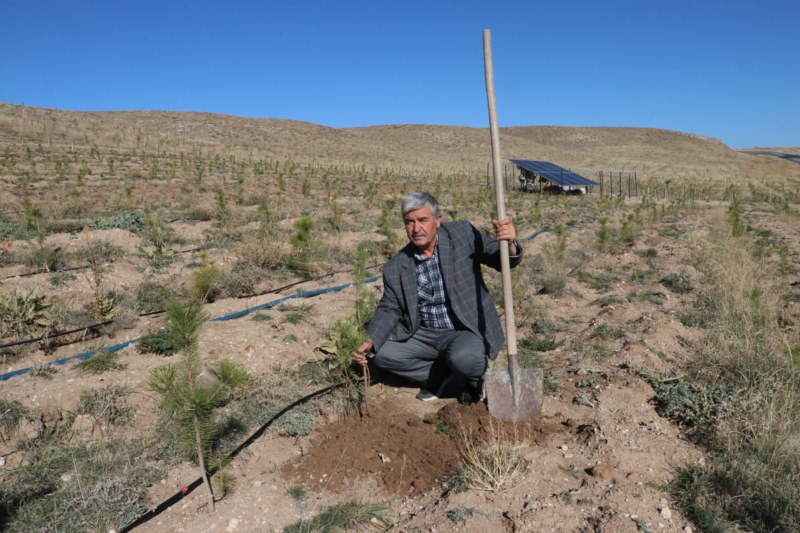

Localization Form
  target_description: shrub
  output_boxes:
[458,421,529,492]
[0,287,52,340]
[190,254,222,303]
[236,239,289,270]
[0,219,35,241]
[76,385,134,426]
[136,329,178,356]
[90,210,146,233]
[75,349,126,374]
[136,279,178,314]
[276,411,314,437]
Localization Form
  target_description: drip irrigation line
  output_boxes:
[1,264,87,281]
[0,320,115,350]
[0,261,385,350]
[211,275,381,322]
[0,275,381,381]
[0,339,137,381]
[118,380,345,533]
[0,222,561,381]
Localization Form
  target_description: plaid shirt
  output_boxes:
[414,245,455,330]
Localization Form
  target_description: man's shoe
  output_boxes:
[458,382,485,405]
[416,388,439,401]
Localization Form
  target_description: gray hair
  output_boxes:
[401,192,440,217]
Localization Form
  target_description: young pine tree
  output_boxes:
[149,301,245,511]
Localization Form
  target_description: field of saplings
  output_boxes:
[1,103,799,532]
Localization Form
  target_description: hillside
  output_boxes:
[1,103,798,186]
[0,103,799,533]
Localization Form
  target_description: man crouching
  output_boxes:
[351,191,523,403]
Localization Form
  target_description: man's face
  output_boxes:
[403,204,441,254]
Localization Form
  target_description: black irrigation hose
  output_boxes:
[0,320,115,350]
[0,260,386,350]
[118,380,346,533]
[1,264,87,281]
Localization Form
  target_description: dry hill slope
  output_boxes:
[1,103,798,185]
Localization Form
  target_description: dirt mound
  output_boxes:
[281,396,565,496]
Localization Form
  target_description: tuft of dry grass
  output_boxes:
[457,417,530,492]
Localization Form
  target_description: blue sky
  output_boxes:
[2,1,797,148]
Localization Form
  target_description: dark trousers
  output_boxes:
[372,327,487,395]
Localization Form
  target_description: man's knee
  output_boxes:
[448,350,487,378]
[372,343,412,372]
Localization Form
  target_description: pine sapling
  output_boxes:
[149,301,219,511]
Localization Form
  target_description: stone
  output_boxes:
[660,507,673,519]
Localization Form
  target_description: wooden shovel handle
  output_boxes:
[483,29,519,376]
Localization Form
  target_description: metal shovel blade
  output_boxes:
[485,367,543,422]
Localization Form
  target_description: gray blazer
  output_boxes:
[366,221,523,360]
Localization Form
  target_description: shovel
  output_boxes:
[482,29,543,422]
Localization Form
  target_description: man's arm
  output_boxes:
[474,218,523,271]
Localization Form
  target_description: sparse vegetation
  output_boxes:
[458,420,529,492]
[0,287,52,340]
[1,103,799,533]
[75,348,127,374]
[283,501,390,533]
[136,329,178,355]
[659,213,800,532]
[0,398,28,443]
[75,385,134,426]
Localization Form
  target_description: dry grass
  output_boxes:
[457,417,530,492]
[665,209,800,532]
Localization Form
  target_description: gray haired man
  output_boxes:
[352,192,523,402]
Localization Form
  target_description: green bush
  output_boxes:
[0,220,35,241]
[0,287,52,340]
[136,279,177,314]
[136,329,178,356]
[90,210,146,233]
[75,349,126,374]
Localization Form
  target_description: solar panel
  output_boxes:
[510,160,598,187]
